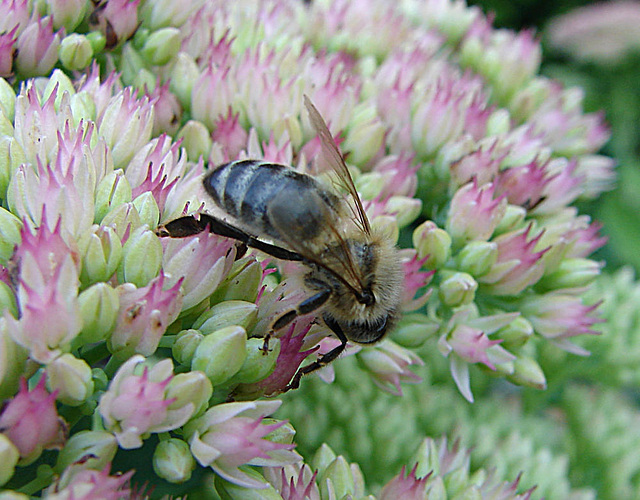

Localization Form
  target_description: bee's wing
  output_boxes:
[304,95,371,236]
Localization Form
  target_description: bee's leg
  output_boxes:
[157,214,303,262]
[284,314,347,392]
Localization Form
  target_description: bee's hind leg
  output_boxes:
[284,314,347,392]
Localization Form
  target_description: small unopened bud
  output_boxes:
[319,456,357,500]
[153,438,195,484]
[494,204,526,235]
[77,282,119,344]
[456,241,498,277]
[117,227,163,287]
[355,171,384,199]
[166,371,212,419]
[0,77,15,122]
[508,356,547,390]
[439,272,478,307]
[412,220,451,269]
[172,329,204,366]
[46,353,94,406]
[43,70,75,109]
[132,191,160,228]
[194,300,259,334]
[540,258,602,291]
[101,203,143,239]
[170,52,200,109]
[496,316,533,349]
[229,337,280,384]
[0,434,19,486]
[59,33,93,71]
[54,430,117,473]
[192,325,247,386]
[0,206,22,263]
[177,120,212,161]
[86,31,106,53]
[392,313,440,348]
[211,258,262,303]
[77,225,123,285]
[344,105,385,166]
[94,170,132,223]
[385,196,422,228]
[70,91,97,123]
[141,28,180,66]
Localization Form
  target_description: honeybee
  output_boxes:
[158,96,404,390]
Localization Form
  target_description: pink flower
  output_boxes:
[0,377,66,463]
[191,64,235,131]
[98,356,196,449]
[45,466,134,500]
[379,464,429,500]
[212,108,249,161]
[444,324,503,369]
[109,272,183,358]
[401,249,433,311]
[450,142,504,188]
[446,180,507,243]
[145,80,182,136]
[521,293,602,353]
[0,0,29,36]
[264,464,320,500]
[161,232,236,311]
[480,225,548,295]
[14,16,61,78]
[0,26,17,77]
[358,340,424,396]
[184,400,300,489]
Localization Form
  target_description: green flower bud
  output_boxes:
[439,271,478,307]
[426,476,447,500]
[456,241,498,277]
[0,434,19,486]
[170,52,200,109]
[355,171,385,199]
[413,220,451,269]
[230,337,280,384]
[443,466,471,497]
[0,323,28,400]
[385,196,422,228]
[132,68,156,94]
[77,282,119,343]
[101,203,143,240]
[70,91,97,124]
[194,300,259,334]
[59,34,94,71]
[262,418,296,447]
[391,313,440,348]
[78,225,123,285]
[85,31,107,54]
[46,353,94,406]
[370,215,399,245]
[54,430,117,474]
[0,281,17,318]
[153,438,195,484]
[0,108,12,136]
[494,204,526,235]
[214,469,283,500]
[192,325,247,386]
[173,329,204,366]
[413,438,441,477]
[120,43,146,87]
[0,137,25,199]
[539,258,602,291]
[508,356,547,389]
[177,120,212,161]
[312,443,337,476]
[344,105,385,166]
[43,69,75,110]
[166,370,213,418]
[210,258,262,304]
[141,28,181,66]
[0,206,22,264]
[94,170,133,223]
[117,227,163,287]
[132,191,160,228]
[495,316,533,349]
[320,456,357,500]
[486,108,511,136]
[0,78,15,123]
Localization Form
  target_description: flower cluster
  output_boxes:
[0,0,614,498]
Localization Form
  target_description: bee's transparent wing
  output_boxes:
[304,95,371,236]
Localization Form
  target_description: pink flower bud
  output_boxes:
[89,0,140,48]
[0,27,18,77]
[380,464,428,500]
[109,272,183,358]
[0,377,66,463]
[14,17,61,78]
[212,109,249,161]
